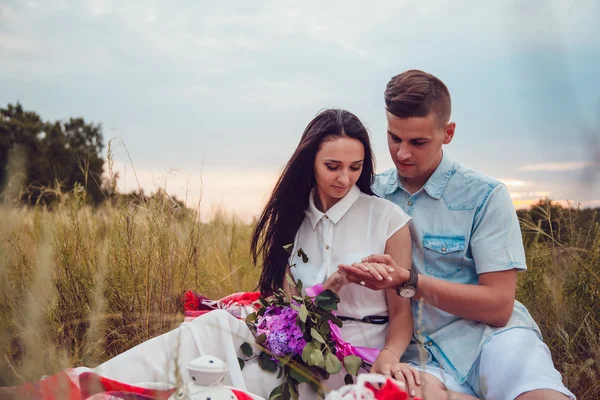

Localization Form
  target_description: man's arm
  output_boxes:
[340,255,515,327]
[340,184,524,327]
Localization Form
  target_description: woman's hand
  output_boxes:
[371,349,421,397]
[322,269,351,292]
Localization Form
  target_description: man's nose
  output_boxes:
[397,145,411,161]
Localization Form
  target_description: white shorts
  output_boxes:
[411,328,576,399]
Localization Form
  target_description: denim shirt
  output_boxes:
[372,153,541,385]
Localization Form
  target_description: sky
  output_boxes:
[1,0,599,221]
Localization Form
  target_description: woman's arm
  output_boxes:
[371,225,421,395]
[379,225,413,360]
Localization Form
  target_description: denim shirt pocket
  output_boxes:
[423,234,466,278]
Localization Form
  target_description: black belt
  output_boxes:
[338,315,389,325]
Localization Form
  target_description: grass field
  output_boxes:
[0,194,598,398]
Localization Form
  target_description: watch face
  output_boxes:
[400,287,416,298]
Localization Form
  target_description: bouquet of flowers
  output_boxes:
[238,250,368,400]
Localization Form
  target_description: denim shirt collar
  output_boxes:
[307,185,361,229]
[385,152,455,199]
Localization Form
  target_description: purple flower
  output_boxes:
[255,305,308,357]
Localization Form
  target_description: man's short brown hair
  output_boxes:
[384,70,451,126]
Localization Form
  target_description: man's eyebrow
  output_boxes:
[387,131,430,141]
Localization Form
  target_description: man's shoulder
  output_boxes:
[372,168,397,197]
[443,161,506,211]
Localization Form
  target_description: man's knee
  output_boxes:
[515,389,570,400]
[475,329,573,399]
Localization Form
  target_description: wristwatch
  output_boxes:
[396,268,418,298]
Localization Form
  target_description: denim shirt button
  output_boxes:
[427,341,433,347]
[407,201,413,206]
[441,247,447,252]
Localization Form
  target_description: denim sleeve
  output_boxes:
[470,184,527,274]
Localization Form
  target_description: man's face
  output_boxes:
[386,111,455,189]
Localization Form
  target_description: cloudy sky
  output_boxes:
[1,0,599,220]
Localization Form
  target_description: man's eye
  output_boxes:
[390,136,401,143]
[414,141,426,146]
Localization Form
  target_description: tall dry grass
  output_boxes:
[0,190,598,398]
[0,190,260,386]
[517,203,600,399]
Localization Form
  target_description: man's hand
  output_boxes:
[338,254,410,291]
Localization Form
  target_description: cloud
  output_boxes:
[509,191,551,199]
[519,162,600,172]
[499,178,533,187]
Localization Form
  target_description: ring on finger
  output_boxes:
[393,370,401,375]
[359,280,366,286]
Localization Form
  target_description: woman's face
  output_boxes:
[313,136,365,205]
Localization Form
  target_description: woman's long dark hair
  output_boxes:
[250,109,375,296]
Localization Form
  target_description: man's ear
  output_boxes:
[443,122,456,145]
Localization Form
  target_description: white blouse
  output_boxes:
[288,185,411,348]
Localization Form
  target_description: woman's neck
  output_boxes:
[314,189,340,213]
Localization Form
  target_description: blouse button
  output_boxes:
[324,215,329,220]
[325,245,330,250]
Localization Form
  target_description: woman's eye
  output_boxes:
[350,166,361,171]
[326,165,338,171]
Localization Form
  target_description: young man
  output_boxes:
[340,70,575,400]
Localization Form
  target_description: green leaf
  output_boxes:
[259,352,278,373]
[310,347,324,367]
[288,380,299,400]
[302,342,315,364]
[277,366,283,379]
[240,342,253,357]
[238,357,245,370]
[315,290,340,311]
[310,327,325,344]
[256,333,268,345]
[269,383,285,400]
[319,321,331,336]
[309,380,325,398]
[343,355,362,376]
[298,304,309,323]
[285,273,296,289]
[289,366,311,383]
[297,279,304,293]
[282,243,294,254]
[325,353,343,374]
[328,315,343,328]
[344,373,354,385]
[297,248,309,263]
[245,312,257,324]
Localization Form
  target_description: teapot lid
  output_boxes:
[188,355,228,374]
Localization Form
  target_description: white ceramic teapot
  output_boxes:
[168,355,239,400]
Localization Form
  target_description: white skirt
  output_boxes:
[74,309,386,399]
